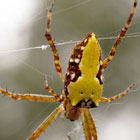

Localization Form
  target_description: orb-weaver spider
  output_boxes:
[0,0,137,140]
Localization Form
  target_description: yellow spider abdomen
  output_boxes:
[80,33,100,77]
[68,76,102,107]
[65,33,103,108]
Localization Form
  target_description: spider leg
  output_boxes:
[81,109,92,140]
[100,83,135,103]
[0,88,61,102]
[45,3,64,82]
[27,104,64,140]
[44,75,60,100]
[101,0,137,72]
[84,109,97,140]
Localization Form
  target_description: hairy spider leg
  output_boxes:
[0,88,61,102]
[84,109,97,140]
[102,0,137,71]
[44,75,60,100]
[100,83,135,103]
[27,104,64,140]
[45,3,65,82]
[81,109,92,140]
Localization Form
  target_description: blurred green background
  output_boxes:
[0,0,140,140]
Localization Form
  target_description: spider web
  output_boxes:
[0,0,140,140]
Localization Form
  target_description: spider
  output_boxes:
[0,0,137,140]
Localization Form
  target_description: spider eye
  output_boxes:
[80,92,83,95]
[91,92,94,95]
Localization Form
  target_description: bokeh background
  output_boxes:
[0,0,140,140]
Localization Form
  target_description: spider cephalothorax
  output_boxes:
[0,1,137,140]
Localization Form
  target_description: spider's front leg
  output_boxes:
[81,109,92,140]
[27,104,64,140]
[45,3,64,82]
[81,109,97,140]
[101,0,137,72]
[84,109,97,140]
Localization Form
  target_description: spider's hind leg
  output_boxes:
[101,0,137,72]
[45,3,64,82]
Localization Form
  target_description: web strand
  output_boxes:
[0,32,140,54]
